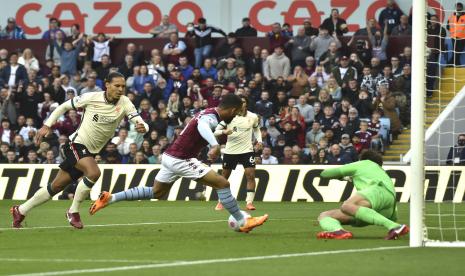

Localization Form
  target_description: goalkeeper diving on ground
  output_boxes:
[317,149,409,240]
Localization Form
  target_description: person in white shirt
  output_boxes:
[19,117,37,141]
[261,146,279,164]
[18,48,39,72]
[111,127,135,156]
[214,96,263,210]
[12,72,148,230]
[88,33,114,65]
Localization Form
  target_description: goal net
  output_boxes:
[410,0,465,247]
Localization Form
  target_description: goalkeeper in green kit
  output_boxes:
[317,150,409,240]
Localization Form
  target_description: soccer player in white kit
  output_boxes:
[214,96,263,211]
[11,72,148,229]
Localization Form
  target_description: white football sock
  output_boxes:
[246,191,255,204]
[18,188,52,215]
[69,179,94,213]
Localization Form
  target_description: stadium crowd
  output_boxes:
[0,1,420,166]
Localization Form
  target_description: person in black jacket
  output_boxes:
[378,0,404,33]
[320,9,348,36]
[235,17,257,37]
[446,134,465,165]
[193,18,226,68]
[0,52,28,88]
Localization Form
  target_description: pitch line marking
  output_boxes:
[0,218,300,231]
[8,246,409,276]
[0,258,171,264]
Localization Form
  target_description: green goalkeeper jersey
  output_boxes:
[320,160,395,196]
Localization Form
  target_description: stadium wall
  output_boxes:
[1,0,455,38]
[0,164,464,202]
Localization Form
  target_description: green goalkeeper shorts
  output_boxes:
[352,185,398,227]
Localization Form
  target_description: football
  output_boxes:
[228,211,251,231]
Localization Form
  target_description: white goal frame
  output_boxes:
[410,0,465,247]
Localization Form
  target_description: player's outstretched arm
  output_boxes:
[320,161,361,179]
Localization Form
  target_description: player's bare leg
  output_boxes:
[214,168,232,211]
[244,167,257,210]
[67,157,101,229]
[340,194,408,240]
[198,170,268,233]
[11,170,73,228]
[317,209,354,239]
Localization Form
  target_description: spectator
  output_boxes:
[368,110,383,152]
[235,17,257,37]
[360,66,377,96]
[355,121,372,150]
[282,23,293,37]
[313,148,329,164]
[264,46,290,81]
[148,110,168,137]
[373,84,401,135]
[0,142,9,162]
[19,117,36,141]
[42,149,57,164]
[307,76,322,102]
[287,66,308,97]
[310,27,341,61]
[130,151,148,164]
[200,58,217,80]
[378,0,404,33]
[0,52,28,88]
[193,18,226,68]
[55,109,80,137]
[216,33,240,60]
[320,8,348,36]
[306,121,324,145]
[324,77,342,102]
[6,149,17,163]
[147,55,165,83]
[42,17,66,40]
[326,144,351,165]
[163,33,187,65]
[164,67,187,101]
[332,56,357,88]
[367,20,389,63]
[354,89,373,119]
[334,98,351,118]
[319,42,341,74]
[280,146,293,164]
[281,107,306,147]
[390,56,403,77]
[286,27,311,67]
[0,17,26,39]
[125,43,145,66]
[446,134,465,165]
[26,149,40,164]
[56,33,84,76]
[80,75,102,94]
[337,113,354,138]
[247,46,263,75]
[341,79,359,104]
[69,24,81,40]
[303,56,316,76]
[0,118,14,144]
[303,19,319,37]
[267,23,288,51]
[150,15,178,38]
[132,65,154,95]
[296,94,314,126]
[45,31,65,66]
[0,88,17,123]
[261,146,279,164]
[18,49,39,72]
[111,128,134,157]
[87,33,113,66]
[95,54,112,81]
[265,116,281,144]
[16,84,41,122]
[148,144,162,164]
[13,134,29,161]
[118,54,135,78]
[447,3,465,66]
[347,107,361,133]
[339,133,358,162]
[354,18,379,36]
[391,15,412,36]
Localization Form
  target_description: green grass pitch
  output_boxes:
[0,200,464,275]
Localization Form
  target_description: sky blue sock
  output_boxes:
[111,186,153,203]
[217,188,244,222]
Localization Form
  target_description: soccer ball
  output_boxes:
[228,211,251,232]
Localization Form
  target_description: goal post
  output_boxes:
[410,0,465,247]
